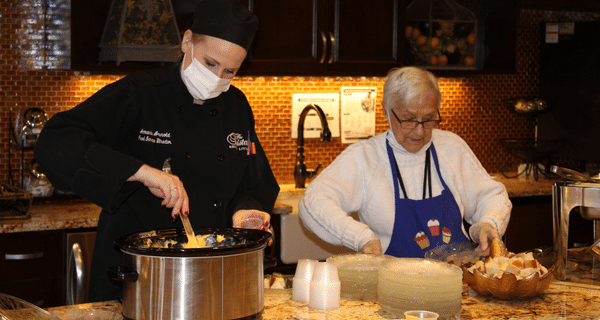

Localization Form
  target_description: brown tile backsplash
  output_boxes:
[1,5,597,188]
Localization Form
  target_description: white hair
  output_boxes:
[382,67,442,114]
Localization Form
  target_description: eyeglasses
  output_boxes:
[390,109,442,130]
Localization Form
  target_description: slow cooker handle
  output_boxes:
[108,265,139,283]
[264,255,277,269]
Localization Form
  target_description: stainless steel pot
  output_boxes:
[109,227,274,320]
[551,165,600,183]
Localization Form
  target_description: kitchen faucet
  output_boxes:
[294,104,331,188]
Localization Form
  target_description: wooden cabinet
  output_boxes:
[72,0,405,75]
[239,0,404,76]
[70,0,519,76]
[0,230,65,307]
[239,0,519,76]
[522,0,600,11]
[476,0,519,73]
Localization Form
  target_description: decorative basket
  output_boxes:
[0,183,33,220]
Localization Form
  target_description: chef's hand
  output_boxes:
[474,223,501,256]
[127,164,189,219]
[360,238,382,255]
[232,210,273,245]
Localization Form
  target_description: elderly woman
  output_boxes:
[299,66,511,257]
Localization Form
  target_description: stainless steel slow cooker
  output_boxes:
[109,227,274,320]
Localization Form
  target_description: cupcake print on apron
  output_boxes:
[384,141,469,258]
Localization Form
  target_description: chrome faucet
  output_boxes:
[294,104,331,188]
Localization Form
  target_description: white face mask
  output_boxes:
[181,43,231,100]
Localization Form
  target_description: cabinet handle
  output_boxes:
[328,32,335,64]
[319,32,327,64]
[66,243,84,305]
[4,252,44,260]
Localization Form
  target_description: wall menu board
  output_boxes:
[18,0,71,70]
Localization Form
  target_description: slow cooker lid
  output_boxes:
[115,227,271,257]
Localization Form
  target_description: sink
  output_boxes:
[276,185,306,214]
[275,185,353,264]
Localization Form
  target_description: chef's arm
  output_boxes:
[34,84,145,212]
[227,130,279,225]
[35,127,144,212]
[127,164,189,219]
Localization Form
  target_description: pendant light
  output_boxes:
[98,0,182,65]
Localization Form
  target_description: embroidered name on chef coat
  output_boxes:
[138,129,172,145]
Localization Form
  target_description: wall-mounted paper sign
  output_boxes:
[341,87,377,144]
[291,93,340,139]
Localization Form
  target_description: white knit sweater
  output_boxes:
[298,129,512,253]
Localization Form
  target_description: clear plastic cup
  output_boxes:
[239,216,264,229]
[404,310,440,320]
[309,262,340,310]
[292,259,318,303]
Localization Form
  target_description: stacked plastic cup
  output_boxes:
[404,310,440,319]
[308,262,341,310]
[293,259,318,303]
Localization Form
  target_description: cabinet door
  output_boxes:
[0,230,65,307]
[240,0,328,75]
[477,0,519,72]
[325,0,404,75]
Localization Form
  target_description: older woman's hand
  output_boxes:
[360,238,382,255]
[474,223,501,256]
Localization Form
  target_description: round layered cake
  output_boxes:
[378,258,462,318]
[327,253,394,301]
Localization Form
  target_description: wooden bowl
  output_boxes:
[462,264,554,300]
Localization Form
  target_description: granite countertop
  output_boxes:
[44,283,600,320]
[0,197,294,233]
[492,175,557,198]
[42,282,600,320]
[0,198,102,234]
[45,248,600,320]
[0,177,557,234]
[280,176,559,199]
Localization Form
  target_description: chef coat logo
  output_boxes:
[138,129,172,145]
[227,132,248,151]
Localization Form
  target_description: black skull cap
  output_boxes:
[191,0,258,51]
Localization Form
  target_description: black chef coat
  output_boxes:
[34,63,280,302]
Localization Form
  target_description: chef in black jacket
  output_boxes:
[34,0,279,302]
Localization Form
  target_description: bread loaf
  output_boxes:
[468,245,548,280]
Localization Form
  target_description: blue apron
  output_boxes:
[384,140,469,258]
